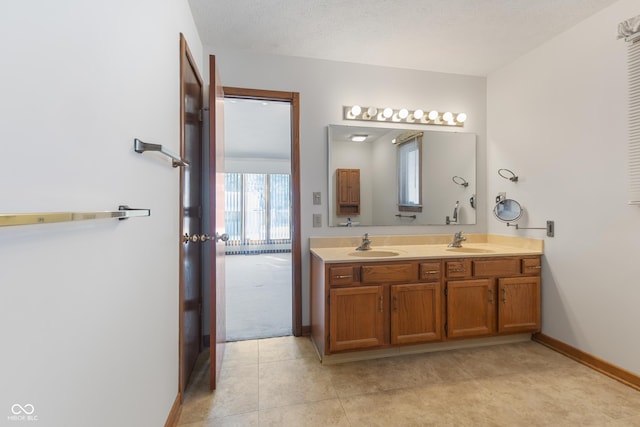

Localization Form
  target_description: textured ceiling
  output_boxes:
[188,0,619,76]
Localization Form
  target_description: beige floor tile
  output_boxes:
[178,341,640,427]
[473,370,617,426]
[415,379,523,426]
[606,415,640,426]
[259,398,350,427]
[259,357,337,409]
[258,335,317,363]
[341,387,439,426]
[327,352,450,398]
[179,363,259,424]
[222,340,258,368]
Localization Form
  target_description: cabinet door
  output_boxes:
[347,169,360,204]
[391,283,441,345]
[336,169,360,215]
[447,279,495,338]
[498,277,541,334]
[337,169,352,205]
[329,286,384,352]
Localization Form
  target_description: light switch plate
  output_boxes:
[313,192,321,205]
[312,213,322,228]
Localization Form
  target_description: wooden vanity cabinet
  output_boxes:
[336,168,360,216]
[446,278,495,338]
[311,254,541,358]
[444,256,541,339]
[329,285,385,352]
[498,275,541,334]
[316,259,443,354]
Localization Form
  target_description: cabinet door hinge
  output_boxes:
[444,286,448,297]
[444,322,448,334]
[198,109,204,122]
[327,295,330,305]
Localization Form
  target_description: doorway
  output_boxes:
[223,87,302,340]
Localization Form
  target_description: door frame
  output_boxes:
[222,86,302,336]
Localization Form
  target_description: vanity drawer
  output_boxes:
[419,262,441,282]
[329,266,358,285]
[473,258,520,277]
[446,260,472,278]
[522,257,542,274]
[361,263,415,284]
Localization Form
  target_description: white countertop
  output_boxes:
[310,234,543,263]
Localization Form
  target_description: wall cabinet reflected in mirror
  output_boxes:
[328,125,476,226]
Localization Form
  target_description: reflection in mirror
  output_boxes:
[397,132,422,212]
[493,199,523,222]
[328,125,476,226]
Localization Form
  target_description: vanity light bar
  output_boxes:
[343,105,466,127]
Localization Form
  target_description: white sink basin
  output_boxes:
[446,247,494,254]
[348,250,400,258]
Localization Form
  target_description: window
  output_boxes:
[397,135,422,212]
[224,172,291,253]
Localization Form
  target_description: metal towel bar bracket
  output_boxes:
[395,214,417,219]
[507,220,555,237]
[134,138,189,168]
[0,205,151,228]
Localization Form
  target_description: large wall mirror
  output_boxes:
[328,124,476,226]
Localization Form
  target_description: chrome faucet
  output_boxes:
[356,233,372,251]
[448,231,466,248]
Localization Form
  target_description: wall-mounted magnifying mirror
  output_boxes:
[328,125,476,226]
[493,199,523,222]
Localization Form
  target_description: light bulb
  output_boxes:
[456,112,467,123]
[428,110,439,120]
[367,106,378,117]
[413,109,424,120]
[398,108,409,119]
[443,112,453,122]
[350,105,362,117]
[383,107,393,118]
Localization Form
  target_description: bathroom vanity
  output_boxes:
[310,234,543,362]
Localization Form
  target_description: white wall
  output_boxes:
[488,0,640,375]
[202,48,487,325]
[0,1,202,425]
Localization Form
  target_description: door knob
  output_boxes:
[199,232,229,243]
[183,233,201,244]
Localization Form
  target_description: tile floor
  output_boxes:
[177,336,640,426]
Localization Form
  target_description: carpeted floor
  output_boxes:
[225,252,292,341]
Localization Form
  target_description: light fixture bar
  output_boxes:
[343,105,467,127]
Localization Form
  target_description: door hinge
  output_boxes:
[327,295,330,305]
[327,334,330,344]
[444,322,448,334]
[198,109,204,122]
[444,286,448,297]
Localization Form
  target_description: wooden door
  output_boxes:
[208,54,226,390]
[498,277,541,334]
[446,279,495,338]
[329,286,384,352]
[391,283,441,345]
[179,34,203,396]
